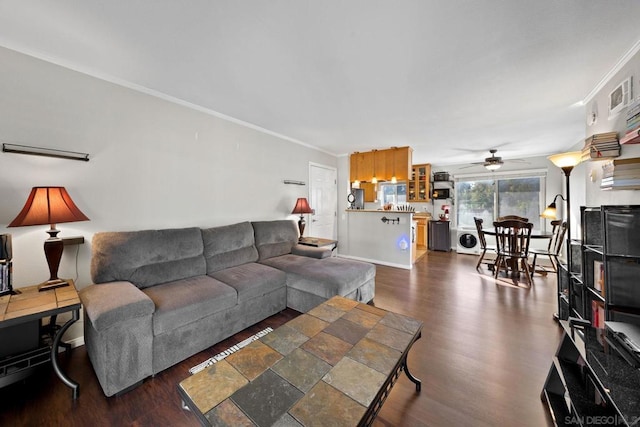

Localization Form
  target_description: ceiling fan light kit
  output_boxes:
[483,149,504,171]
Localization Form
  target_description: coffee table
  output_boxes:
[178,296,422,426]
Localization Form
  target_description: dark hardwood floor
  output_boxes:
[0,251,560,426]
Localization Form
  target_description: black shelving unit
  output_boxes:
[544,205,640,426]
[542,320,640,427]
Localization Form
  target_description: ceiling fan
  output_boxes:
[461,149,527,171]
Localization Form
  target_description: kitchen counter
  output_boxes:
[340,210,417,269]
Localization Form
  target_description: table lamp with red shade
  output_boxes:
[8,187,89,291]
[291,197,313,239]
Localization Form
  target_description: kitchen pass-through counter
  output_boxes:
[340,209,429,269]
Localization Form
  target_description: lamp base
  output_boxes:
[298,215,306,239]
[38,279,69,292]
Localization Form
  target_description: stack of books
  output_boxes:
[601,157,640,190]
[582,132,620,161]
[621,99,640,144]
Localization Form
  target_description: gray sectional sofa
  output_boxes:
[79,220,375,396]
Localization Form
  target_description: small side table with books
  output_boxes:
[0,280,82,399]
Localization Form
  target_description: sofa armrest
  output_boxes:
[292,244,332,259]
[79,281,155,332]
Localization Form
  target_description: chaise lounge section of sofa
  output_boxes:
[79,220,375,396]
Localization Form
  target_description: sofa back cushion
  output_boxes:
[252,220,298,261]
[202,222,259,274]
[91,227,206,289]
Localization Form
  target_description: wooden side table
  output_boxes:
[0,280,82,399]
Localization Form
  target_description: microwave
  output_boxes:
[432,188,450,199]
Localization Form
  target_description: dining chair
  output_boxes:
[474,217,496,270]
[496,215,529,222]
[493,219,534,284]
[529,220,567,276]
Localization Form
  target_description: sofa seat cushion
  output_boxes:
[142,275,237,336]
[260,255,376,299]
[209,263,286,303]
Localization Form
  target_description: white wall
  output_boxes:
[581,48,640,213]
[0,46,337,292]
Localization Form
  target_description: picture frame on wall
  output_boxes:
[609,77,632,118]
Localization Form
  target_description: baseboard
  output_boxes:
[65,336,85,349]
[337,254,412,270]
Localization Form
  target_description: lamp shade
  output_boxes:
[8,187,89,227]
[540,194,565,220]
[291,198,313,215]
[540,203,558,219]
[548,151,582,169]
[485,163,501,171]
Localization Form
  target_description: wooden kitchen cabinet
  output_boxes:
[350,147,412,183]
[360,182,377,202]
[408,164,431,202]
[350,152,373,183]
[415,215,428,248]
[380,147,412,181]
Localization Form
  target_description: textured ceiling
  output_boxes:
[1,1,640,166]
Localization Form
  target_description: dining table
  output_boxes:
[481,229,553,279]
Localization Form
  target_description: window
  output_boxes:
[456,174,546,230]
[379,182,407,205]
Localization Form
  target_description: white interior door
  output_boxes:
[308,163,337,239]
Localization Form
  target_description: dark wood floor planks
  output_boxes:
[0,251,559,426]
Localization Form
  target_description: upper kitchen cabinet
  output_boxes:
[408,164,431,202]
[380,147,412,182]
[350,151,373,183]
[350,147,412,183]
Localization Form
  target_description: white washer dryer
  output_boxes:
[456,228,480,255]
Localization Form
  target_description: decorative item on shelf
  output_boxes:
[291,197,313,239]
[540,194,566,220]
[8,187,90,292]
[600,157,640,190]
[608,77,632,118]
[621,99,640,144]
[581,132,620,161]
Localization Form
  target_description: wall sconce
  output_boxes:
[3,143,90,161]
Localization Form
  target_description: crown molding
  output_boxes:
[0,43,337,158]
[583,38,640,104]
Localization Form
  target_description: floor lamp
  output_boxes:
[548,151,582,320]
